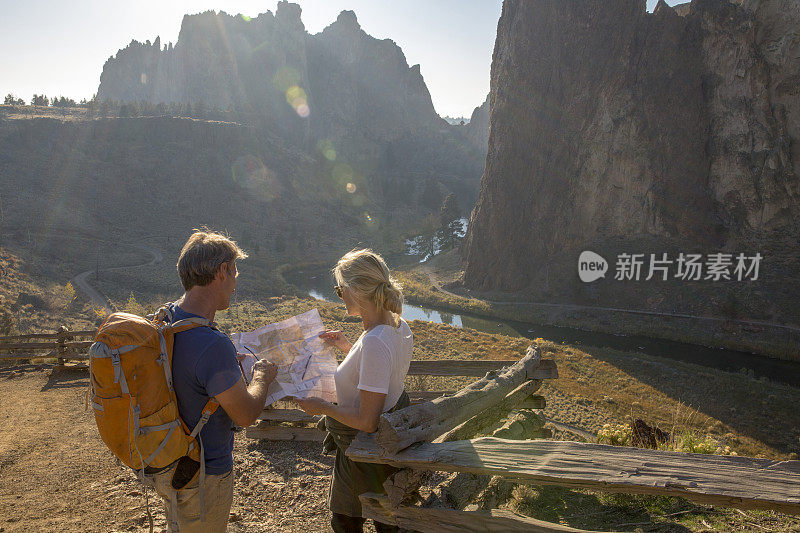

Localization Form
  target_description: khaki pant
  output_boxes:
[145,464,234,533]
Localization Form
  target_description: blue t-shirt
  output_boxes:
[170,304,242,475]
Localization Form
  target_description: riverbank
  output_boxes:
[394,252,800,362]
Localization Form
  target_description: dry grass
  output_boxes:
[394,269,492,315]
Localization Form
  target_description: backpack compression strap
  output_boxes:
[186,398,220,524]
[189,399,220,440]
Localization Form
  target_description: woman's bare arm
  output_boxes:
[296,389,386,433]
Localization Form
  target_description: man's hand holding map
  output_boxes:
[232,309,338,406]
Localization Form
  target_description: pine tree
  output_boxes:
[438,193,462,250]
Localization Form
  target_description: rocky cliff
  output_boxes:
[465,95,490,153]
[96,2,485,211]
[99,5,443,141]
[464,0,800,326]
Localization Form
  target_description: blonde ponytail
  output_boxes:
[334,249,404,326]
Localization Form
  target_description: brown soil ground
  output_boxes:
[1,296,800,532]
[0,364,338,532]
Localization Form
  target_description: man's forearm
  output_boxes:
[245,377,272,423]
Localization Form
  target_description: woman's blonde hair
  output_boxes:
[333,248,403,326]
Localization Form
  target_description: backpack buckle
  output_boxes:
[110,351,122,384]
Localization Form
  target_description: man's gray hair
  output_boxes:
[177,229,248,291]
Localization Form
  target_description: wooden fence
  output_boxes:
[7,331,799,529]
[0,327,95,365]
[321,344,800,532]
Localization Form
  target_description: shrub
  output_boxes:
[0,306,13,335]
[597,423,632,446]
[123,292,145,316]
[665,431,737,456]
[63,282,78,309]
[597,422,737,456]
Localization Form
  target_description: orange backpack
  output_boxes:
[89,305,219,476]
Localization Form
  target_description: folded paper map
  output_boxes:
[231,308,338,406]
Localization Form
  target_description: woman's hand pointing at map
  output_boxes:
[295,397,330,416]
[319,329,352,353]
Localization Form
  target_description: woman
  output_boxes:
[296,249,413,533]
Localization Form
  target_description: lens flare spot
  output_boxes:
[363,212,374,225]
[231,154,280,200]
[317,139,336,161]
[140,73,147,85]
[346,183,357,194]
[285,85,310,117]
[239,14,251,22]
[285,85,306,105]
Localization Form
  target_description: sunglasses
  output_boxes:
[334,285,344,298]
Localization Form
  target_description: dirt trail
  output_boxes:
[71,242,163,313]
[420,265,461,300]
[0,366,336,532]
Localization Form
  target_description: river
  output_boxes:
[287,269,800,388]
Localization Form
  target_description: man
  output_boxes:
[147,229,277,532]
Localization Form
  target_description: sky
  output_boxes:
[0,0,682,118]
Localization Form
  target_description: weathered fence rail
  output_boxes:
[359,492,605,533]
[0,327,95,364]
[324,343,800,532]
[406,358,557,377]
[348,436,800,515]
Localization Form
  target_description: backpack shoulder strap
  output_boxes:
[152,300,218,333]
[150,305,215,391]
[169,317,214,332]
[188,398,220,439]
[147,302,174,324]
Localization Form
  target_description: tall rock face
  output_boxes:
[98,4,313,143]
[96,3,486,211]
[464,0,800,325]
[307,10,442,141]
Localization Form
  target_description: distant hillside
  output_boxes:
[96,1,487,212]
[0,111,397,298]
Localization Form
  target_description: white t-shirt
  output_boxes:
[334,318,413,412]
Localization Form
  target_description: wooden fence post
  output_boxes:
[56,326,68,368]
